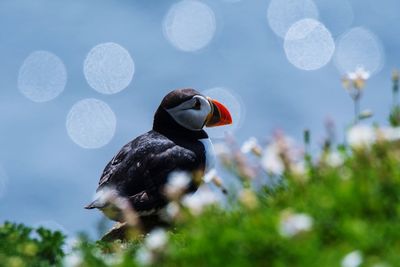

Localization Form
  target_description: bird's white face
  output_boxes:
[166,95,212,131]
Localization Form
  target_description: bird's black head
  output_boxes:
[153,88,232,139]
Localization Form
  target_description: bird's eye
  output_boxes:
[193,99,201,110]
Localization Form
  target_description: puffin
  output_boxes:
[85,88,232,227]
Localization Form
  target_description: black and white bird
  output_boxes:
[85,88,232,225]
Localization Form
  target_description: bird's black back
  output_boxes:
[96,130,206,213]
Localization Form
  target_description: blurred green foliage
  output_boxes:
[162,142,400,267]
[2,139,400,266]
[0,222,64,267]
[389,105,400,126]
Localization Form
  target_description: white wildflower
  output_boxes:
[63,236,80,255]
[325,151,344,167]
[347,66,370,81]
[145,228,168,251]
[347,125,375,147]
[279,210,313,238]
[164,171,191,199]
[90,187,138,225]
[343,66,370,92]
[261,135,302,176]
[291,161,306,176]
[241,137,262,156]
[136,247,153,266]
[135,228,169,265]
[341,250,363,267]
[182,187,219,215]
[378,127,400,141]
[63,251,82,267]
[165,201,181,219]
[213,143,230,156]
[203,168,217,183]
[347,125,400,147]
[102,254,122,266]
[115,196,132,210]
[168,172,191,189]
[91,186,118,207]
[261,144,284,175]
[241,137,258,153]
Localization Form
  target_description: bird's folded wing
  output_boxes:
[96,132,199,193]
[98,141,133,188]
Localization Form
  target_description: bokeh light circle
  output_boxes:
[334,27,384,75]
[84,42,135,94]
[202,87,245,139]
[0,165,8,199]
[284,19,335,71]
[66,98,117,149]
[313,0,354,36]
[267,0,319,39]
[18,51,67,102]
[163,0,216,52]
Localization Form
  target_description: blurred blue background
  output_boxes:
[0,0,398,236]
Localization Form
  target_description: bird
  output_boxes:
[85,88,232,230]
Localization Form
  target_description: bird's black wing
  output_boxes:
[127,142,202,214]
[96,131,201,199]
[97,141,133,189]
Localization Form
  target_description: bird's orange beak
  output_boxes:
[205,98,233,127]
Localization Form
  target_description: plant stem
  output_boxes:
[353,97,360,125]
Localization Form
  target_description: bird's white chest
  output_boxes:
[200,138,215,173]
